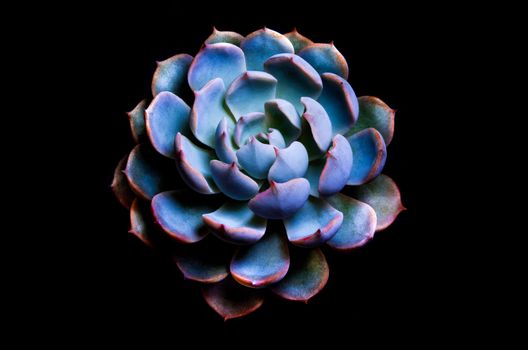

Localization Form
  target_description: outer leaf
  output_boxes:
[125,144,180,200]
[202,277,264,320]
[146,91,191,158]
[129,199,156,247]
[264,53,322,114]
[173,236,232,283]
[317,73,359,135]
[284,196,343,247]
[151,53,193,96]
[326,193,377,250]
[347,128,387,186]
[205,27,244,46]
[127,99,147,143]
[188,43,246,91]
[111,155,135,209]
[348,96,396,145]
[225,71,277,120]
[203,201,267,245]
[190,78,234,147]
[271,247,329,302]
[349,174,405,231]
[175,133,219,194]
[248,178,310,219]
[231,231,289,288]
[284,29,314,53]
[151,190,220,243]
[299,43,349,79]
[241,28,295,71]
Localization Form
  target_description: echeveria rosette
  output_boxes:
[112,27,405,320]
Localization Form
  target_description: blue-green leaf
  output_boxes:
[241,28,294,71]
[188,43,246,91]
[248,178,310,219]
[225,71,277,120]
[284,196,343,247]
[231,231,289,288]
[175,133,219,194]
[151,53,193,96]
[190,78,234,147]
[299,43,348,79]
[236,137,276,179]
[151,190,220,243]
[111,155,135,209]
[145,91,191,158]
[348,96,396,145]
[318,73,358,135]
[347,128,386,186]
[318,134,353,196]
[326,193,377,250]
[202,277,264,320]
[271,247,328,302]
[127,99,147,143]
[264,54,322,114]
[268,141,309,183]
[203,201,267,244]
[348,174,405,231]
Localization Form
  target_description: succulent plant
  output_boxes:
[112,27,404,320]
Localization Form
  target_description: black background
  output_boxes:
[64,1,473,343]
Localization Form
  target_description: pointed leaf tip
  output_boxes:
[248,178,310,219]
[151,53,193,97]
[285,29,314,53]
[205,29,244,46]
[241,28,294,70]
[299,43,349,79]
[268,141,309,183]
[128,100,147,143]
[210,160,259,201]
